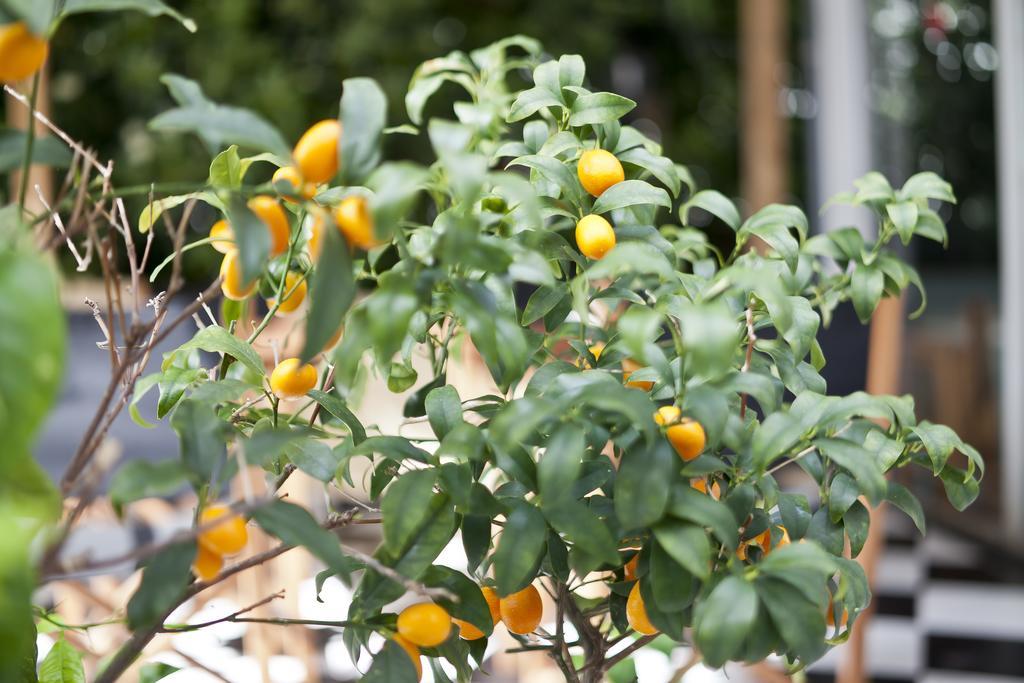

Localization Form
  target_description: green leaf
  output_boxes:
[138,663,179,683]
[538,423,585,503]
[169,399,229,488]
[61,0,196,31]
[544,499,620,569]
[109,459,186,513]
[425,385,463,440]
[886,201,919,245]
[814,437,886,505]
[886,481,925,535]
[127,542,195,629]
[0,244,65,475]
[208,145,243,188]
[911,421,962,474]
[340,77,387,185]
[224,195,270,286]
[568,92,636,126]
[851,262,884,323]
[38,637,85,683]
[507,154,584,208]
[493,503,547,596]
[828,472,860,523]
[252,500,354,580]
[591,179,672,214]
[618,145,682,197]
[508,87,564,122]
[939,465,980,510]
[614,441,675,529]
[286,440,342,482]
[844,499,870,557]
[150,75,288,156]
[138,191,219,234]
[666,483,738,550]
[367,274,418,361]
[899,171,956,203]
[0,130,72,172]
[363,640,419,683]
[168,324,264,377]
[683,190,740,231]
[308,389,366,444]
[694,576,758,668]
[584,242,676,280]
[778,493,812,540]
[382,470,438,553]
[300,218,355,362]
[757,577,827,662]
[652,520,710,580]
[156,366,203,418]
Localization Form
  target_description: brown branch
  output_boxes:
[596,634,659,673]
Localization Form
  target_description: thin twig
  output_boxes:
[739,305,757,420]
[160,591,286,633]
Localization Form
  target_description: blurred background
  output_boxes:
[6,0,1020,681]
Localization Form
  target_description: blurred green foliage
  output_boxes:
[46,0,739,195]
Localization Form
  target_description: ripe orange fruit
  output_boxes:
[293,119,341,185]
[577,149,624,197]
[270,358,318,398]
[267,271,307,314]
[453,585,501,640]
[247,196,290,256]
[306,212,327,260]
[198,503,248,556]
[392,634,422,680]
[622,358,654,391]
[575,214,615,260]
[219,250,257,301]
[653,407,706,461]
[691,477,722,500]
[624,553,640,582]
[334,195,379,250]
[396,603,452,648]
[272,165,317,203]
[0,23,48,83]
[626,582,658,635]
[499,584,543,635]
[653,405,681,426]
[192,544,223,581]
[209,220,235,254]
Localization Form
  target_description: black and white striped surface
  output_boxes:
[808,514,1024,683]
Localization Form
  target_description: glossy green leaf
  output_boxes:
[493,503,547,596]
[38,637,85,683]
[300,217,355,362]
[168,324,264,377]
[382,470,438,553]
[591,179,672,214]
[340,78,387,185]
[252,500,354,580]
[150,75,288,156]
[126,542,194,629]
[694,576,758,668]
[568,92,636,126]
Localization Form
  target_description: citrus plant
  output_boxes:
[0,5,983,681]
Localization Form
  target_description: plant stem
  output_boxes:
[17,71,42,212]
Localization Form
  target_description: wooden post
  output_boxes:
[739,0,789,212]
